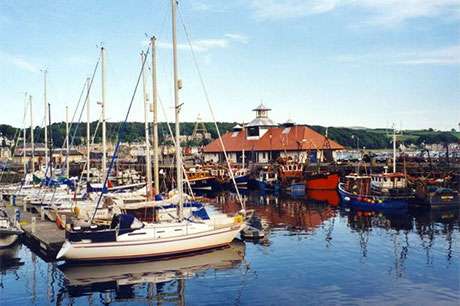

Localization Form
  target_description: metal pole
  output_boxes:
[23,93,27,175]
[43,70,48,169]
[172,0,183,219]
[29,95,34,172]
[48,103,52,177]
[151,36,160,194]
[65,106,70,178]
[141,51,152,198]
[86,77,91,182]
[393,130,397,173]
[101,47,107,182]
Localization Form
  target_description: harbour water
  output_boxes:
[1,192,459,305]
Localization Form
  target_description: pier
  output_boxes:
[3,202,64,259]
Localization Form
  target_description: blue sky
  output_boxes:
[0,0,459,130]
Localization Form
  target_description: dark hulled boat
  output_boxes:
[338,174,412,211]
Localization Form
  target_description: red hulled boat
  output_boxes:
[305,172,340,190]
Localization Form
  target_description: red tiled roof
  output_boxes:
[203,125,343,153]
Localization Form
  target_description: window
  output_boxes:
[247,126,259,137]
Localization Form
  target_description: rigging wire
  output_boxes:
[91,45,151,222]
[177,7,245,212]
[157,94,195,199]
[59,57,100,172]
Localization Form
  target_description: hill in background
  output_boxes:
[1,123,458,150]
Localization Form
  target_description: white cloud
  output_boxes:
[397,44,460,65]
[156,33,249,52]
[333,44,460,65]
[0,50,38,73]
[224,33,249,44]
[249,0,460,25]
[191,1,210,12]
[249,0,338,20]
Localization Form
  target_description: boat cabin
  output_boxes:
[370,172,407,192]
[344,174,372,195]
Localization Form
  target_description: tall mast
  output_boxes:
[151,36,159,194]
[86,77,91,182]
[48,103,52,177]
[172,0,183,219]
[101,47,107,182]
[65,105,70,178]
[43,69,48,170]
[141,51,152,198]
[393,129,397,173]
[23,93,27,175]
[29,95,34,172]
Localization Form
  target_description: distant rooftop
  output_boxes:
[252,103,271,112]
[246,103,277,128]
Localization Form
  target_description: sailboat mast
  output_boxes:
[48,103,52,177]
[65,106,70,178]
[393,129,397,173]
[151,36,160,194]
[43,70,48,170]
[101,47,107,182]
[141,51,152,197]
[29,95,34,172]
[171,0,183,218]
[23,93,27,175]
[86,77,91,182]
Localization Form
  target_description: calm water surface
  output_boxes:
[1,192,459,305]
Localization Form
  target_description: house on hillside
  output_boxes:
[13,144,84,166]
[202,104,344,164]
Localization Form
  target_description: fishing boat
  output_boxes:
[0,208,23,247]
[56,1,246,262]
[305,172,340,190]
[278,159,305,194]
[411,178,460,208]
[339,129,413,211]
[231,167,250,188]
[251,166,280,191]
[304,131,340,190]
[186,166,218,191]
[338,174,409,210]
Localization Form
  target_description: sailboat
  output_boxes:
[56,0,245,261]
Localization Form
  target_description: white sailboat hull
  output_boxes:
[57,223,244,261]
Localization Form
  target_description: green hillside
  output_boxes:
[1,122,458,150]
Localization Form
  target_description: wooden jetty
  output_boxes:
[2,202,64,259]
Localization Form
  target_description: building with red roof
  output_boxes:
[203,104,344,164]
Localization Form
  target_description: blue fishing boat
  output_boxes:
[251,168,280,192]
[338,174,410,211]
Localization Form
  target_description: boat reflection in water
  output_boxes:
[214,192,337,233]
[0,242,23,288]
[58,240,246,302]
[0,242,23,274]
[306,189,340,206]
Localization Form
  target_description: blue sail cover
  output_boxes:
[43,177,61,187]
[189,202,210,220]
[119,214,135,229]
